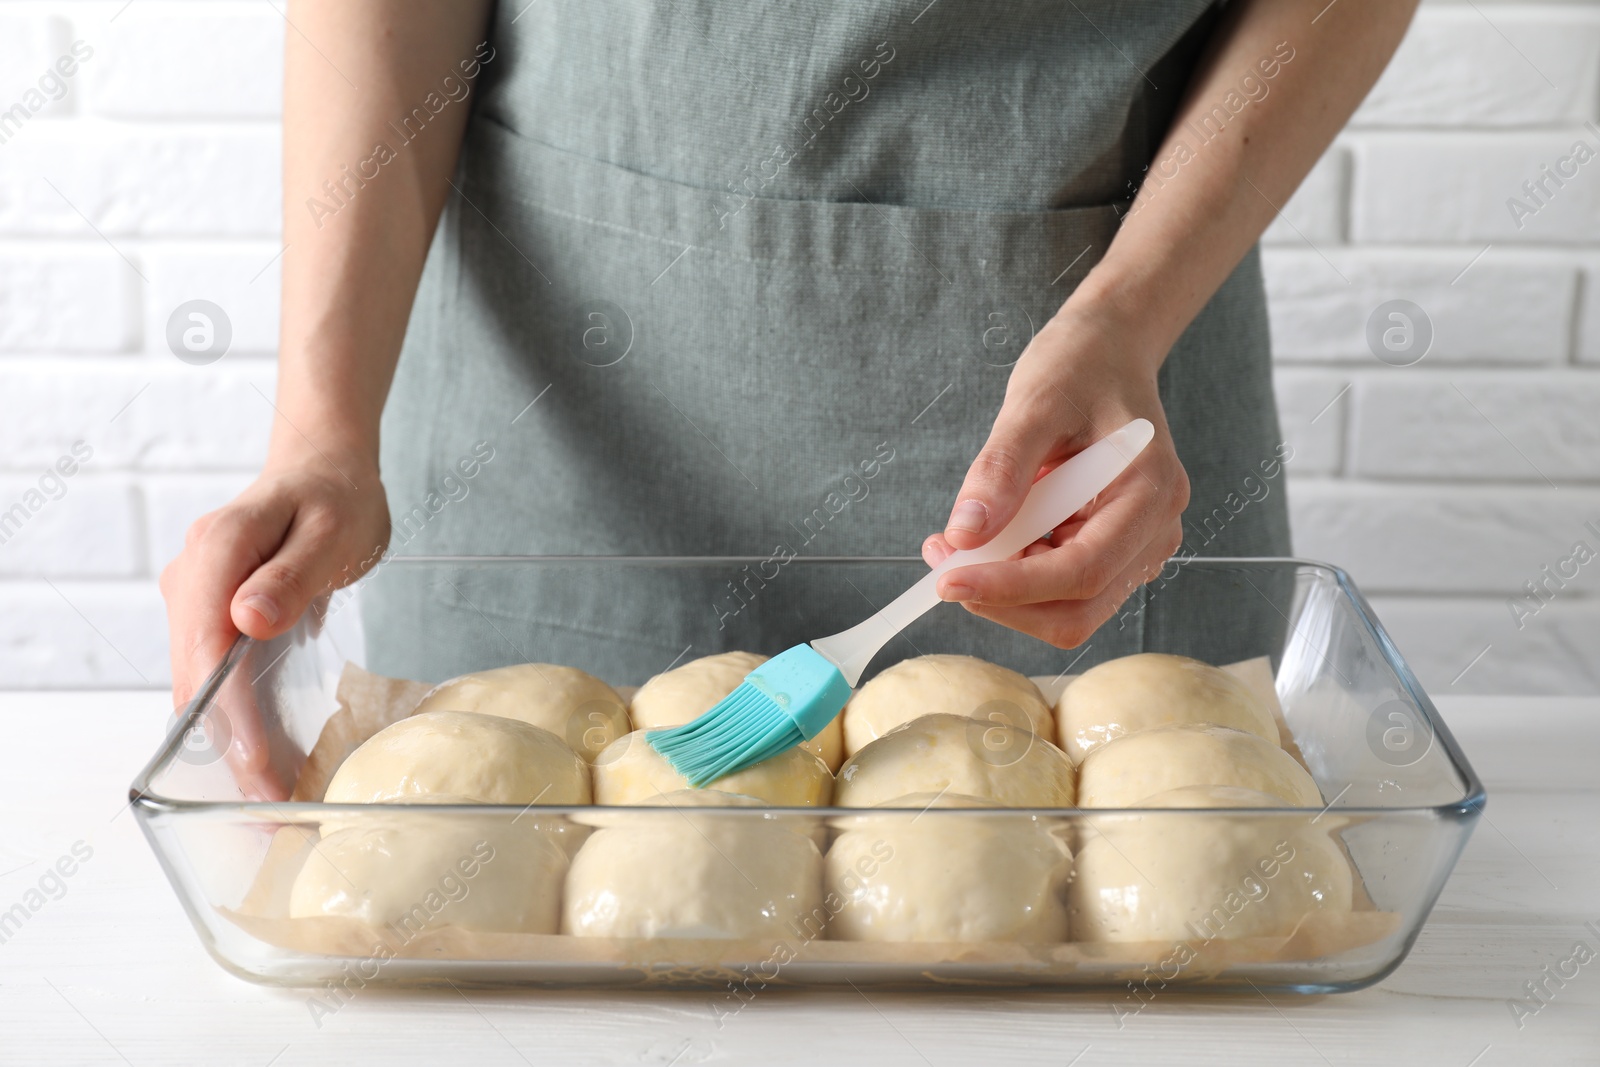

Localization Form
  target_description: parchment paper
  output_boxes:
[219,905,1402,984]
[288,665,433,802]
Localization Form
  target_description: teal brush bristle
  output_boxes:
[648,644,851,786]
[649,688,801,786]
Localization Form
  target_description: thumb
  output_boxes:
[943,405,1055,551]
[229,507,357,640]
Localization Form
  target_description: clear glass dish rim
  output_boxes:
[128,555,1487,823]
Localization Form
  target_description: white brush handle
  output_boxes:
[809,418,1156,686]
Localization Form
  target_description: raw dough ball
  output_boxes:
[412,663,629,761]
[324,710,591,805]
[629,651,844,771]
[311,792,588,860]
[592,730,833,806]
[563,791,823,939]
[289,815,568,934]
[1069,785,1353,942]
[1076,724,1322,808]
[826,813,1071,942]
[1056,653,1278,763]
[1132,784,1291,808]
[841,654,1053,757]
[835,714,1074,808]
[629,651,764,726]
[573,789,776,826]
[641,788,765,808]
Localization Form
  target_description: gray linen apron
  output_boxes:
[362,0,1292,686]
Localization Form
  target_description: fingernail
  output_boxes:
[241,593,279,626]
[948,500,988,535]
[941,582,976,603]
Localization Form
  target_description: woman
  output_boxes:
[160,0,1418,796]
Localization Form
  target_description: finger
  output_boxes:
[924,510,1091,568]
[213,663,291,801]
[925,533,1047,569]
[187,495,296,647]
[230,503,355,641]
[176,656,287,800]
[942,398,1063,552]
[161,558,195,711]
[960,531,1180,649]
[937,471,1179,607]
[170,498,307,801]
[166,502,286,709]
[162,515,217,709]
[163,553,283,799]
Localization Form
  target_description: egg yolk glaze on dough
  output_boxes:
[629,650,844,771]
[1055,652,1279,764]
[1076,723,1322,808]
[834,713,1074,808]
[323,710,591,806]
[563,791,824,939]
[826,804,1072,942]
[290,815,569,934]
[841,654,1055,757]
[592,729,833,806]
[412,663,630,762]
[1069,785,1353,943]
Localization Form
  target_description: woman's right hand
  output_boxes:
[159,446,390,799]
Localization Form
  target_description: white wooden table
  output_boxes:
[0,693,1595,1066]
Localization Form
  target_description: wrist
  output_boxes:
[261,353,386,479]
[263,416,380,481]
[1048,270,1171,384]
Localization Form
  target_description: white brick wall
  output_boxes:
[0,1,1594,694]
[0,0,280,690]
[1269,1,1600,696]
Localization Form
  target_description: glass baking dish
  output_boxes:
[130,556,1483,993]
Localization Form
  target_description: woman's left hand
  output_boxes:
[922,297,1190,650]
